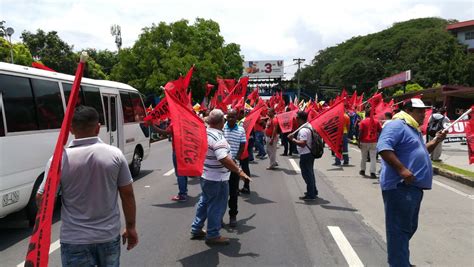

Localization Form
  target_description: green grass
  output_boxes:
[432,161,474,179]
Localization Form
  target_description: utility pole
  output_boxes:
[293,58,305,99]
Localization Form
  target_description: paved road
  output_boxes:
[1,140,473,266]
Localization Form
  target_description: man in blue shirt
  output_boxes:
[377,98,447,267]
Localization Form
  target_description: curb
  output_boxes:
[432,166,474,187]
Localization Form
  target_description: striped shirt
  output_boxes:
[223,123,246,158]
[203,128,231,181]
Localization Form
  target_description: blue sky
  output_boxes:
[1,0,473,78]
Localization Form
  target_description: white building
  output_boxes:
[446,20,474,52]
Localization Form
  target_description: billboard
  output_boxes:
[378,70,411,89]
[243,60,284,78]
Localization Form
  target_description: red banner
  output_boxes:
[165,90,207,176]
[467,106,474,164]
[309,99,345,159]
[276,110,297,133]
[143,98,169,124]
[240,105,265,160]
[32,62,56,72]
[223,77,249,105]
[247,88,259,106]
[165,79,188,106]
[205,83,214,97]
[25,56,86,267]
[308,109,318,122]
[421,109,432,135]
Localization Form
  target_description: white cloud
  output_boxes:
[1,0,472,79]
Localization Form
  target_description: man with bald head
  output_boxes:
[223,109,247,227]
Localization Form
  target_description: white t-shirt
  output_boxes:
[297,127,312,155]
[203,128,232,181]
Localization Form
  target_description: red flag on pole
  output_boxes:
[421,109,432,135]
[309,99,345,159]
[466,106,474,164]
[276,110,297,133]
[183,65,194,91]
[25,53,87,267]
[247,87,259,106]
[223,77,249,105]
[165,90,207,176]
[205,83,214,97]
[240,105,265,160]
[32,62,56,72]
[143,97,170,124]
[165,79,188,106]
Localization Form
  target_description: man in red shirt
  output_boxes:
[265,108,279,169]
[358,109,382,178]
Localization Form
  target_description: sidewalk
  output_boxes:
[434,142,474,186]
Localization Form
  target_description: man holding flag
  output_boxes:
[36,106,138,266]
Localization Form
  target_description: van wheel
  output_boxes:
[130,149,142,178]
[26,175,44,227]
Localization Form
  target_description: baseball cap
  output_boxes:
[404,98,431,109]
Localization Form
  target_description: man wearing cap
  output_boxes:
[377,98,447,267]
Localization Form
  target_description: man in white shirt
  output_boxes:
[288,111,318,201]
[190,109,250,245]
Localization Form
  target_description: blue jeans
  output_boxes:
[248,134,255,161]
[172,152,188,196]
[191,178,229,239]
[299,153,318,198]
[382,183,424,267]
[335,134,349,165]
[254,131,266,156]
[61,236,120,267]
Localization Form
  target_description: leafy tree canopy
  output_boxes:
[298,17,474,98]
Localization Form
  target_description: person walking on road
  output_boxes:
[426,107,450,161]
[37,106,138,266]
[223,109,247,226]
[377,98,447,267]
[289,111,318,201]
[253,115,267,159]
[265,108,279,169]
[334,111,350,165]
[358,109,382,178]
[191,109,251,245]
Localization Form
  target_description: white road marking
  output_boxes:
[288,159,301,173]
[327,226,364,267]
[350,147,361,153]
[144,185,151,188]
[433,180,474,199]
[164,168,175,176]
[17,240,61,267]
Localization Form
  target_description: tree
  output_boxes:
[111,18,243,100]
[0,37,33,66]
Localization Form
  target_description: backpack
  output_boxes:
[302,126,324,159]
[427,116,444,137]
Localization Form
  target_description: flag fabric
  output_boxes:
[466,106,474,164]
[32,62,56,72]
[164,79,188,106]
[276,110,297,133]
[240,105,265,160]
[165,90,207,176]
[143,98,170,124]
[205,83,214,97]
[288,101,299,111]
[421,108,432,135]
[25,55,87,267]
[308,109,318,122]
[247,87,259,106]
[223,77,249,105]
[183,65,194,90]
[309,99,345,159]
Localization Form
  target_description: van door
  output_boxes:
[102,94,119,147]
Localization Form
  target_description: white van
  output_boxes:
[0,62,150,224]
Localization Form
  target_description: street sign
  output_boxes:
[378,70,411,89]
[243,60,284,78]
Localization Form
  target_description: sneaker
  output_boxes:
[370,173,377,179]
[259,155,268,159]
[171,195,187,202]
[301,196,317,201]
[240,187,250,194]
[205,236,230,245]
[266,166,277,170]
[359,170,365,176]
[229,216,237,228]
[190,229,207,240]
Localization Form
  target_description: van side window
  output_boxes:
[0,93,5,136]
[130,92,146,122]
[0,74,39,132]
[120,92,135,123]
[31,79,64,130]
[82,86,105,125]
[62,83,84,107]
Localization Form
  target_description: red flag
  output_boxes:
[309,99,345,159]
[276,110,297,133]
[421,109,432,135]
[288,101,299,111]
[165,90,207,176]
[205,83,214,97]
[368,92,383,108]
[32,61,56,72]
[183,65,194,91]
[466,106,474,164]
[164,79,188,106]
[240,105,265,160]
[223,77,249,105]
[25,55,86,267]
[247,87,259,106]
[144,97,170,124]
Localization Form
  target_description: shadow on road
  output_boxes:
[320,205,358,212]
[242,192,275,205]
[178,238,259,267]
[133,169,154,181]
[295,197,330,206]
[151,195,200,209]
[278,168,298,175]
[222,213,256,235]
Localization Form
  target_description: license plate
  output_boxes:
[2,191,20,207]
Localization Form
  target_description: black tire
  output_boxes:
[130,149,142,178]
[26,174,44,227]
